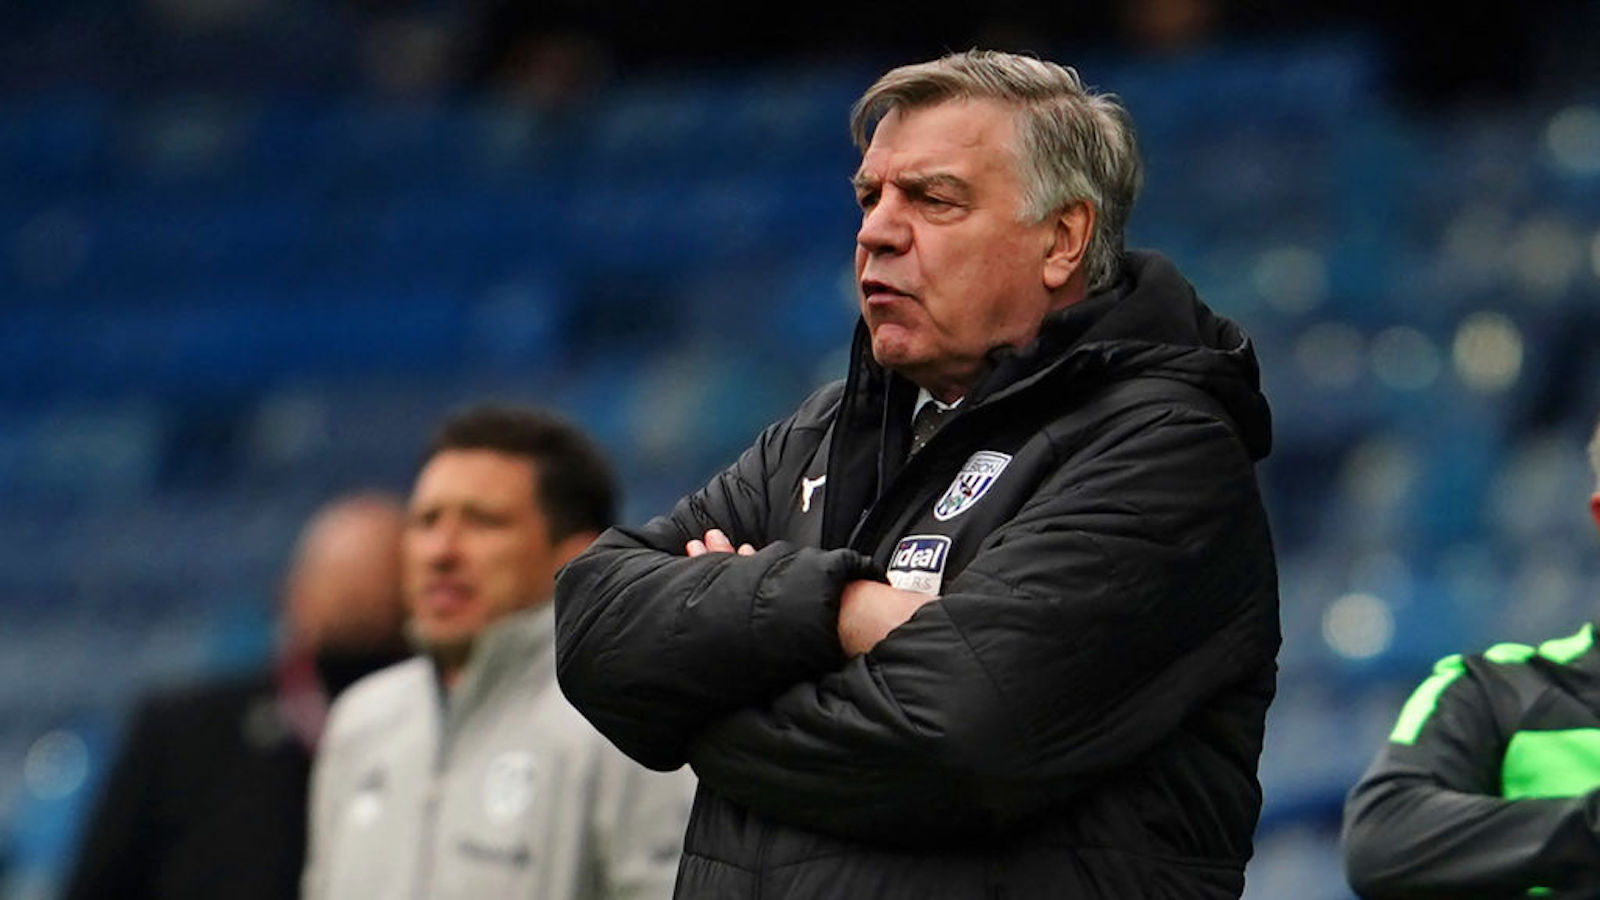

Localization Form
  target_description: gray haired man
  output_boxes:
[556,50,1280,899]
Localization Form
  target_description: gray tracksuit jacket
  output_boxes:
[303,605,694,900]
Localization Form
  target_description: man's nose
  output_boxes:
[422,524,463,568]
[856,193,910,256]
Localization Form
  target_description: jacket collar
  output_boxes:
[842,248,1272,462]
[438,604,555,722]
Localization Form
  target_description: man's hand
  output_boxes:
[686,528,756,557]
[684,532,929,657]
[838,580,937,657]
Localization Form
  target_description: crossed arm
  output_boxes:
[1343,673,1600,897]
[686,526,933,659]
[556,404,1274,843]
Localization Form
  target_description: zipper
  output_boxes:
[847,400,984,556]
[848,368,1071,558]
[820,324,869,548]
[750,826,771,900]
[413,775,441,900]
[414,679,454,900]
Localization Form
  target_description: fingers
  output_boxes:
[687,529,754,557]
[678,525,745,554]
[703,529,736,554]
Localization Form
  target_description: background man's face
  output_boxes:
[285,500,406,654]
[403,449,561,659]
[853,98,1064,398]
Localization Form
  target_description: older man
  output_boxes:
[303,406,693,900]
[1342,419,1600,898]
[556,50,1279,899]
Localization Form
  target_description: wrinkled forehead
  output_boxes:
[854,99,1025,184]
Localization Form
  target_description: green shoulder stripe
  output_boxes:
[1390,654,1466,745]
[1389,624,1596,746]
[1484,642,1536,664]
[1538,623,1594,664]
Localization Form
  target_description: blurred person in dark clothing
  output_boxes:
[1342,417,1600,898]
[556,49,1280,900]
[64,493,410,900]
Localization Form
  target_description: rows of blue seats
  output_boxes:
[0,68,1591,577]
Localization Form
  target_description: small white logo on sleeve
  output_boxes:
[886,535,951,596]
[933,451,1012,521]
[800,475,826,513]
[347,768,386,828]
[483,751,537,824]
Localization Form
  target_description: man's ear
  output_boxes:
[1043,201,1094,291]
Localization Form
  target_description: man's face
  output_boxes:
[286,502,406,654]
[853,98,1073,400]
[404,449,562,660]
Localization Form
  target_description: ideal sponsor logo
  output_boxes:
[933,450,1012,521]
[886,534,951,596]
[891,535,948,572]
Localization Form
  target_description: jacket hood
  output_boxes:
[975,249,1273,461]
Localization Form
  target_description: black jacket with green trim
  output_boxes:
[1343,621,1600,898]
[554,250,1281,899]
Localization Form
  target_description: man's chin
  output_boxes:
[869,332,924,372]
[406,620,475,667]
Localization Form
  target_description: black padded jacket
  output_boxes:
[555,250,1281,899]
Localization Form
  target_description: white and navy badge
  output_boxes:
[933,450,1012,521]
[887,535,951,595]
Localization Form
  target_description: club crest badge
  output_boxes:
[483,751,537,824]
[933,451,1012,521]
[886,535,951,595]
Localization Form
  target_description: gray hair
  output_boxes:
[850,50,1143,293]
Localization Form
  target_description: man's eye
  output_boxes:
[856,192,878,210]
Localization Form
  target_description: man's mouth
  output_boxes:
[861,279,912,304]
[417,582,473,614]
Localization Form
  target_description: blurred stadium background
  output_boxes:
[1,0,1598,896]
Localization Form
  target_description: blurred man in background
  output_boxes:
[556,49,1279,899]
[1342,417,1600,897]
[64,492,410,900]
[303,405,692,899]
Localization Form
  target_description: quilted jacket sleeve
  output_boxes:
[1342,661,1600,898]
[555,385,882,772]
[683,401,1279,843]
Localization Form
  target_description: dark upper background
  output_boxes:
[1,1,1598,897]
